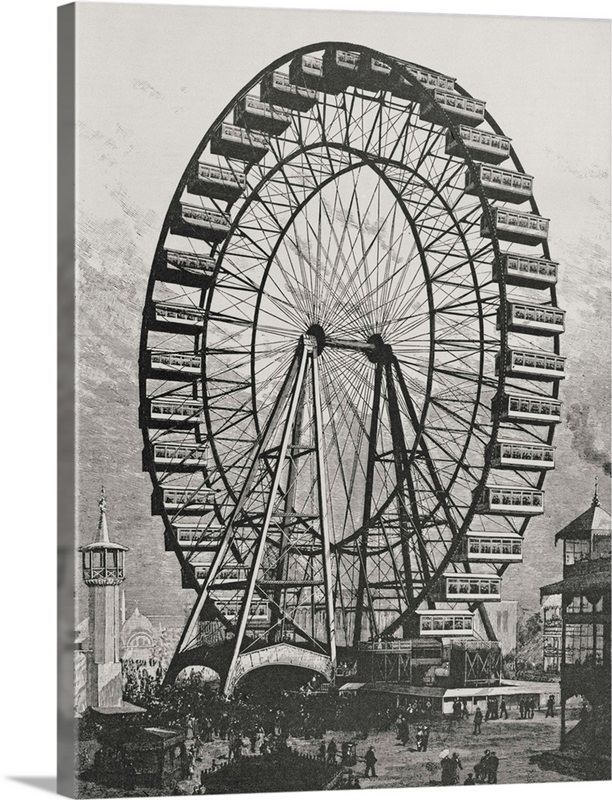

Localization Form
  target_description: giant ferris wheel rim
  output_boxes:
[139,41,561,643]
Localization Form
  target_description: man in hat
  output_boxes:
[364,745,378,778]
[487,751,500,783]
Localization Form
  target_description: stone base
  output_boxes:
[86,657,123,709]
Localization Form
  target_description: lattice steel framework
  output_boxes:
[138,42,562,694]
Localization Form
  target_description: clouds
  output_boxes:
[566,402,612,476]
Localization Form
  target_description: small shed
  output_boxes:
[442,681,561,715]
[93,725,188,789]
[361,682,447,713]
[337,682,366,695]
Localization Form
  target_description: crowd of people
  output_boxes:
[121,667,393,764]
[440,749,500,785]
[519,697,537,718]
[471,750,500,784]
[395,707,431,751]
[440,751,463,785]
[119,662,551,790]
[122,658,164,707]
[435,693,554,731]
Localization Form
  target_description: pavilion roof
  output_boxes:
[555,493,611,543]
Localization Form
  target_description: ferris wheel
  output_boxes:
[139,43,563,693]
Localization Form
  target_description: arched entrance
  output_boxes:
[225,643,333,697]
[236,664,322,699]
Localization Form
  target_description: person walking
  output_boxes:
[488,751,500,784]
[450,752,463,785]
[399,719,410,746]
[474,750,490,784]
[327,738,338,765]
[440,752,454,786]
[473,706,483,735]
[415,726,425,752]
[395,713,405,740]
[364,746,378,778]
[256,725,265,752]
[519,698,525,719]
[422,726,430,752]
[545,695,555,718]
[500,698,508,720]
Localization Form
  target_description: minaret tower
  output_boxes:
[79,487,128,709]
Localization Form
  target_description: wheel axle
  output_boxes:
[305,326,393,362]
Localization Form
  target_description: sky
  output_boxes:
[74,2,611,625]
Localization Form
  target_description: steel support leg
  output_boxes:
[223,345,311,695]
[311,346,337,669]
[353,362,382,648]
[165,346,304,683]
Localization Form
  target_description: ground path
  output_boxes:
[287,713,578,788]
[77,712,579,795]
[190,712,577,788]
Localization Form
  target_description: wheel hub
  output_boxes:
[305,325,393,362]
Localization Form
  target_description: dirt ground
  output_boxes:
[286,712,579,788]
[188,710,580,789]
[77,711,582,796]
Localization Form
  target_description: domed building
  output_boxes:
[121,606,158,661]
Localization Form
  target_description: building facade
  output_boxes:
[542,594,562,674]
[540,486,611,767]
